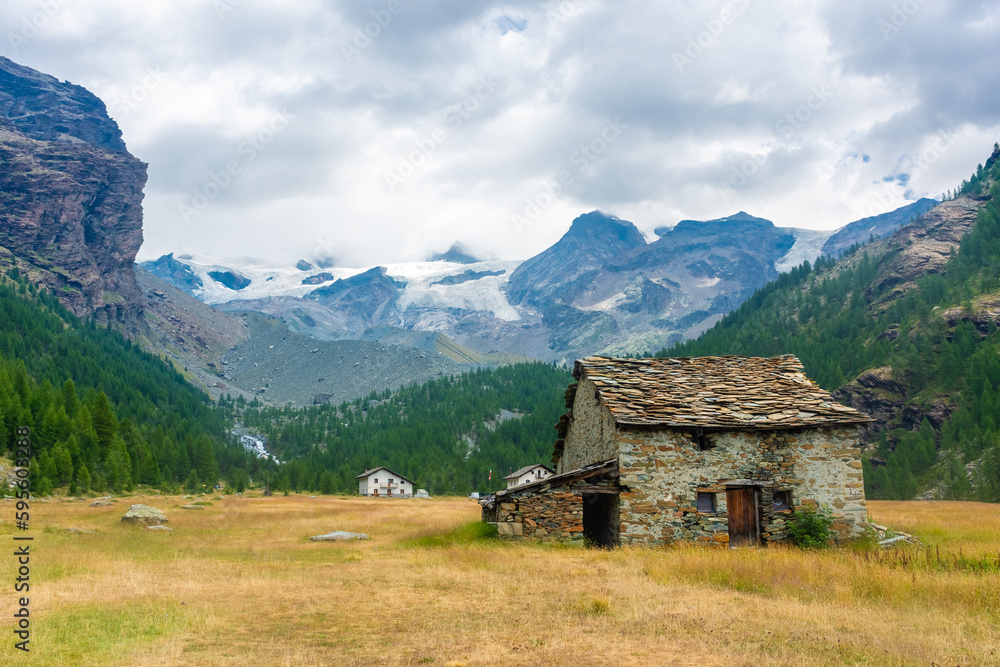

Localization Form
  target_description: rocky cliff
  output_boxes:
[868,196,985,310]
[0,56,147,328]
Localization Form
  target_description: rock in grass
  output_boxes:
[181,505,205,510]
[121,504,168,526]
[147,525,173,531]
[90,500,113,507]
[310,531,368,542]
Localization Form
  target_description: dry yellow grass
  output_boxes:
[0,495,997,666]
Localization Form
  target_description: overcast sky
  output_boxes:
[4,0,999,266]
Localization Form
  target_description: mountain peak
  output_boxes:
[655,212,774,237]
[565,211,646,244]
[430,242,481,264]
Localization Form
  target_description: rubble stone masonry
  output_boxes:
[617,426,867,546]
[557,378,619,473]
[494,489,584,542]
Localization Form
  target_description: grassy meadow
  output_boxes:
[0,495,998,666]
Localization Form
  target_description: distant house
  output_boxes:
[356,467,415,497]
[483,355,871,547]
[505,464,554,489]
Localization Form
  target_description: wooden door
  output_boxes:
[726,487,760,547]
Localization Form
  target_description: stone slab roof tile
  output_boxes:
[574,355,871,429]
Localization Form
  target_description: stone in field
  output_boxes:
[121,504,168,526]
[310,531,368,542]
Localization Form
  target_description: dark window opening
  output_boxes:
[697,492,716,513]
[773,490,791,511]
[695,432,713,451]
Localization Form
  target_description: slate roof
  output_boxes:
[484,460,619,507]
[503,464,554,480]
[573,355,871,430]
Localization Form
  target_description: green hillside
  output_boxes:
[220,362,572,495]
[658,144,1000,502]
[0,266,253,495]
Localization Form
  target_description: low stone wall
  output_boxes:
[494,490,584,543]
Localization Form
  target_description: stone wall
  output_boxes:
[558,377,619,473]
[493,490,584,543]
[617,426,867,546]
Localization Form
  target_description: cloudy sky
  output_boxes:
[4,0,999,266]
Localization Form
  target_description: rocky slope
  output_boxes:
[0,56,147,329]
[869,196,986,307]
[821,198,937,257]
[220,313,476,406]
[135,266,250,399]
[827,193,989,444]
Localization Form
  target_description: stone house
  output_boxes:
[356,467,415,497]
[482,355,871,547]
[504,464,555,489]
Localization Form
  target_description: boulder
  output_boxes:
[147,525,173,531]
[90,500,113,507]
[310,531,368,542]
[180,505,205,510]
[121,504,168,526]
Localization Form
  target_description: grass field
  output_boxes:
[1,495,998,666]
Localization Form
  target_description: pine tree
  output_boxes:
[76,466,91,494]
[185,469,201,494]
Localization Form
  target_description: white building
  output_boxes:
[356,467,416,497]
[504,464,555,489]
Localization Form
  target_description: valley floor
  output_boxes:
[1,496,998,666]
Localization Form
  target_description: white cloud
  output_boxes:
[2,0,997,266]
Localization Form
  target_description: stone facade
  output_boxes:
[616,426,867,545]
[557,378,618,472]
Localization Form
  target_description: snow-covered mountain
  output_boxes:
[143,200,938,365]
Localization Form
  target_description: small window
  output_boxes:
[773,490,791,511]
[695,432,713,451]
[697,492,716,513]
